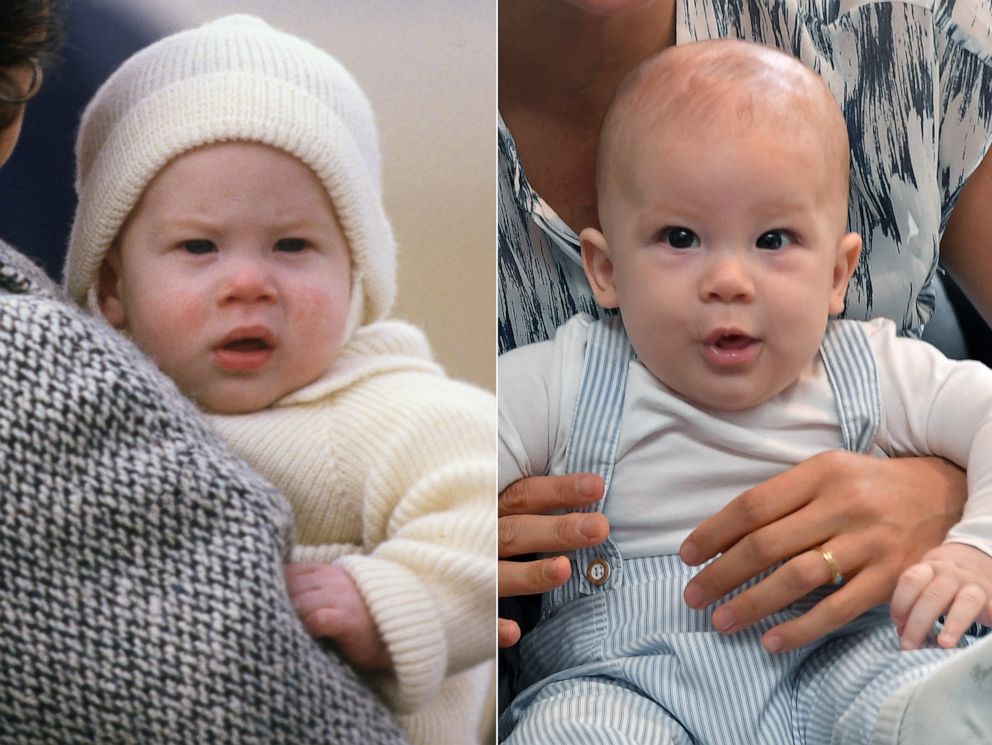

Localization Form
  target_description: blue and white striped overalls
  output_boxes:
[501,317,975,745]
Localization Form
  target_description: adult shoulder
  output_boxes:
[0,240,407,742]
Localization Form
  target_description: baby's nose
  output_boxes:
[219,257,278,304]
[699,257,755,303]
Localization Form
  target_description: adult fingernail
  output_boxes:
[713,607,736,633]
[684,583,704,608]
[578,516,601,540]
[763,633,783,653]
[681,541,699,565]
[577,476,598,500]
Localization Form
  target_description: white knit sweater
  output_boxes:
[209,319,496,745]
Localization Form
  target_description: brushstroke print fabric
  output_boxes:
[498,0,992,353]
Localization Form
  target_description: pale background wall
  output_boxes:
[91,0,496,390]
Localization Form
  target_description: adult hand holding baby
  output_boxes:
[681,451,966,653]
[498,473,607,647]
[498,450,969,654]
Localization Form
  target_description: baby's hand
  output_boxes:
[890,542,992,650]
[285,562,390,670]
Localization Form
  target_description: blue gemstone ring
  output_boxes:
[814,546,844,587]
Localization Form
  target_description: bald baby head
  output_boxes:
[596,39,851,225]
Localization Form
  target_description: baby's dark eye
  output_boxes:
[182,239,216,255]
[660,227,699,249]
[275,238,307,253]
[755,230,793,250]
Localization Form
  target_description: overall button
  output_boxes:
[586,557,610,586]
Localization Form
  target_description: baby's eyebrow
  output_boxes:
[266,212,333,229]
[750,199,820,220]
[151,214,219,232]
[147,212,335,235]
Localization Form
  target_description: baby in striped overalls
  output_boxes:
[498,39,992,745]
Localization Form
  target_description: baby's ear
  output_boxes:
[829,232,862,315]
[97,249,127,329]
[581,227,620,309]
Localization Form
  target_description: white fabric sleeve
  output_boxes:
[868,318,992,557]
[334,378,496,714]
[497,315,589,493]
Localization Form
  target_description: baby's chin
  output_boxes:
[677,383,795,413]
[190,365,335,415]
[657,371,794,413]
[191,384,285,416]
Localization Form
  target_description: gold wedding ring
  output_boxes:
[814,545,845,587]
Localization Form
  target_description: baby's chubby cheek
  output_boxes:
[290,284,351,374]
[127,288,210,358]
[296,284,349,332]
[157,291,213,340]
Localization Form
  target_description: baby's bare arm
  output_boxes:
[890,542,992,650]
[285,562,390,670]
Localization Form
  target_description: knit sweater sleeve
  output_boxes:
[333,372,497,715]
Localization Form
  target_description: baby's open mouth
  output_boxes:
[223,337,271,352]
[702,330,761,368]
[712,334,755,350]
[213,329,275,372]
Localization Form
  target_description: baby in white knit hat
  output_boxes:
[64,15,495,745]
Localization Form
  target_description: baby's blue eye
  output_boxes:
[275,238,307,253]
[755,230,793,250]
[661,227,699,249]
[183,239,215,255]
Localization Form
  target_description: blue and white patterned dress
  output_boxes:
[498,0,992,354]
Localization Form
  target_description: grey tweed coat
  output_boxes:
[0,240,407,744]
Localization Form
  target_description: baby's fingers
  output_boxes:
[303,606,349,640]
[936,584,989,649]
[900,573,958,650]
[891,562,933,634]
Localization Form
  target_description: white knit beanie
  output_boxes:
[65,14,395,329]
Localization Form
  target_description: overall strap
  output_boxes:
[819,320,882,454]
[547,315,635,608]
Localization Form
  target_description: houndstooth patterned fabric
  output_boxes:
[0,240,407,744]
